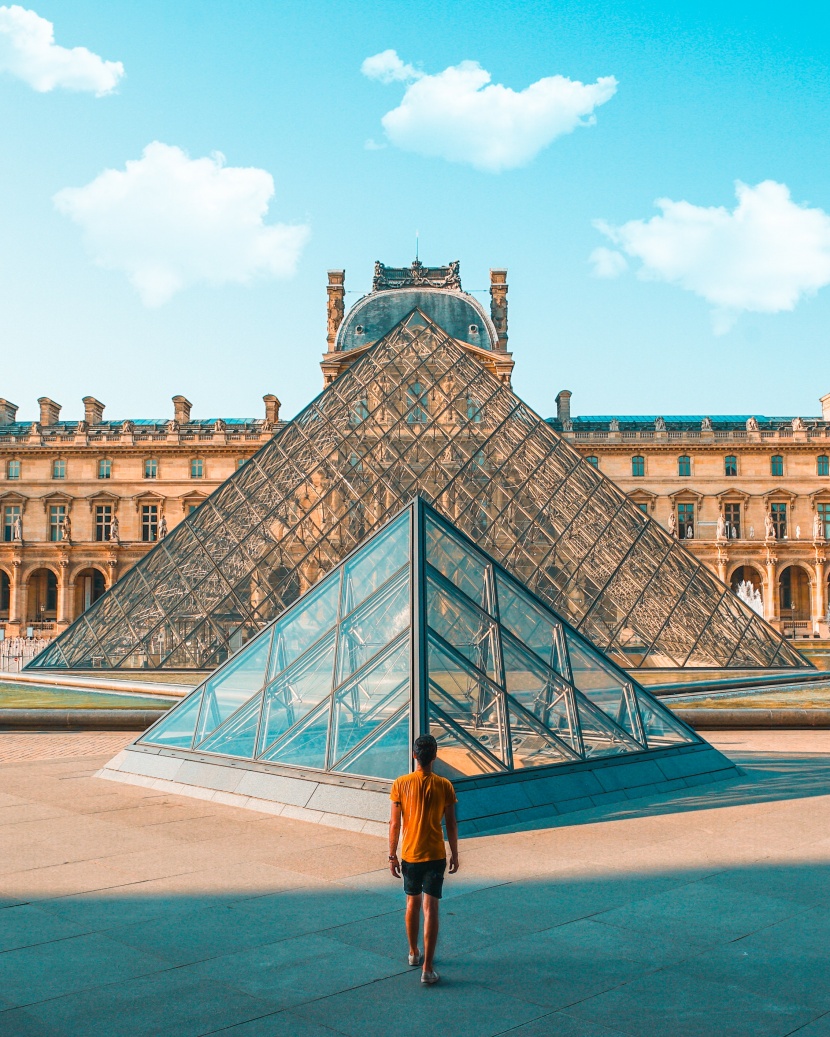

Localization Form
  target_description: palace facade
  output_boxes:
[0,394,283,636]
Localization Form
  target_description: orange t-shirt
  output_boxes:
[390,771,457,863]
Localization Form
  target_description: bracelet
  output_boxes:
[388,854,398,860]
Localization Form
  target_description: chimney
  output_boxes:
[0,399,18,425]
[38,397,61,426]
[556,390,572,425]
[83,396,105,425]
[489,269,508,350]
[821,391,830,421]
[326,270,345,352]
[263,394,281,424]
[173,395,192,424]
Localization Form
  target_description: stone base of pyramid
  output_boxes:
[98,740,738,837]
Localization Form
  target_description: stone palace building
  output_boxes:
[2,262,828,653]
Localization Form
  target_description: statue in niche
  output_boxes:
[765,512,776,539]
[701,416,713,431]
[749,524,755,539]
[109,516,120,544]
[796,525,801,540]
[746,416,760,431]
[716,514,727,540]
[12,514,22,541]
[686,525,694,539]
[655,416,666,431]
[814,512,824,540]
[793,416,806,431]
[736,579,764,616]
[731,524,738,539]
[60,513,71,543]
[668,511,677,537]
[159,514,168,539]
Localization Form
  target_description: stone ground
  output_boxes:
[1,731,830,1037]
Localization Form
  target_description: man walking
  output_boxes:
[388,734,459,985]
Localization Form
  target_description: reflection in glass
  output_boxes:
[258,634,336,755]
[427,579,498,681]
[195,633,272,743]
[336,571,409,683]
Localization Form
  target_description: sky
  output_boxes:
[1,0,829,424]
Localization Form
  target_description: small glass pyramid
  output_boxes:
[136,498,698,783]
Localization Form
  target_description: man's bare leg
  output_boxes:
[422,893,439,973]
[405,894,422,958]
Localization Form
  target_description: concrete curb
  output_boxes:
[0,709,165,730]
[676,708,830,729]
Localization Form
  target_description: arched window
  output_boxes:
[818,455,829,477]
[144,458,158,479]
[585,456,599,468]
[406,382,429,424]
[678,455,691,477]
[631,456,644,477]
[466,397,482,423]
[6,459,20,479]
[97,458,111,479]
[771,455,784,476]
[724,455,738,477]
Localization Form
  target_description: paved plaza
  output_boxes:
[1,731,830,1037]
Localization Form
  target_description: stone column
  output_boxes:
[716,556,728,584]
[9,560,23,626]
[764,553,778,623]
[57,558,72,626]
[815,557,826,629]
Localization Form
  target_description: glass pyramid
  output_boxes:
[30,309,805,673]
[134,498,699,783]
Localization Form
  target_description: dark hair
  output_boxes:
[413,734,438,765]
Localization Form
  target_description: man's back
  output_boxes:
[390,770,456,863]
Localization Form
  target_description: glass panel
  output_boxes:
[197,693,262,758]
[430,707,502,779]
[566,634,644,743]
[195,632,272,742]
[335,708,411,780]
[340,511,409,615]
[427,636,506,763]
[427,579,498,681]
[139,690,202,748]
[500,634,578,750]
[260,700,331,768]
[336,570,409,683]
[637,695,696,748]
[331,639,410,766]
[258,633,336,755]
[495,574,564,674]
[425,515,490,612]
[269,575,340,679]
[574,693,641,758]
[505,698,575,769]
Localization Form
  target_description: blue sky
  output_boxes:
[1,0,829,423]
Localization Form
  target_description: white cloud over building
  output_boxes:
[0,5,124,95]
[592,180,830,332]
[54,142,310,306]
[362,50,617,173]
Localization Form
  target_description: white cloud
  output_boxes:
[589,246,628,278]
[594,181,830,332]
[54,142,310,306]
[0,5,123,95]
[361,50,616,173]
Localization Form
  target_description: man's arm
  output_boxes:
[445,801,459,873]
[388,800,402,877]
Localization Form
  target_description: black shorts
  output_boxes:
[401,858,447,899]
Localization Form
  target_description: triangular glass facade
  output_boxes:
[31,309,805,673]
[134,498,700,784]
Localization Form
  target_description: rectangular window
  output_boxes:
[98,458,111,479]
[678,456,691,477]
[771,502,787,539]
[771,455,784,477]
[7,460,20,479]
[636,502,649,514]
[585,456,599,468]
[677,503,695,539]
[631,456,644,477]
[190,458,204,478]
[3,505,21,542]
[144,458,158,479]
[188,504,199,515]
[817,503,830,539]
[52,459,66,479]
[236,458,246,469]
[141,504,158,542]
[95,505,112,542]
[49,504,66,542]
[724,503,741,539]
[724,455,738,477]
[818,455,829,477]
